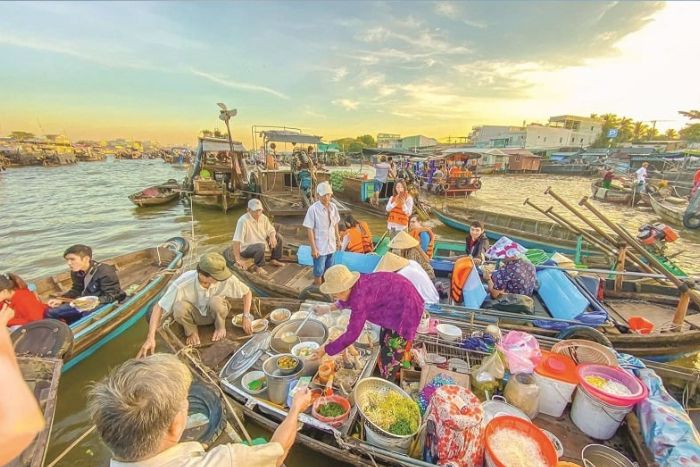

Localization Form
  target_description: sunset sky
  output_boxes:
[1,1,699,146]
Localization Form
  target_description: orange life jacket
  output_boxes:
[451,256,475,303]
[410,227,435,258]
[387,196,409,227]
[346,221,374,253]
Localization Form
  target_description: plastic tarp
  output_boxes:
[536,268,588,319]
[332,251,380,274]
[461,263,487,309]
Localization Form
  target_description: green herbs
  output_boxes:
[388,419,414,436]
[318,402,346,418]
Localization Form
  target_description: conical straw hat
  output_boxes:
[374,252,410,272]
[388,230,419,249]
[319,264,360,295]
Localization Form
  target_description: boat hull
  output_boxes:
[590,180,635,205]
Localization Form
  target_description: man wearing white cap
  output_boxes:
[303,181,340,286]
[229,198,284,276]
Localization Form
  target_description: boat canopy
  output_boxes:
[361,147,418,157]
[260,130,323,145]
[200,137,246,153]
[428,151,482,162]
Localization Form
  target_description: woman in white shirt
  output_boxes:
[385,180,414,232]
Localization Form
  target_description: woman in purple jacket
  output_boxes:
[312,265,424,381]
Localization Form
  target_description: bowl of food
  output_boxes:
[232,314,244,328]
[270,308,291,325]
[436,323,462,342]
[336,314,350,330]
[71,296,100,312]
[355,327,379,348]
[241,370,267,395]
[291,341,319,358]
[251,319,269,334]
[275,355,301,376]
[328,326,345,342]
[319,313,338,328]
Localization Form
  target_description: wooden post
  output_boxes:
[673,292,690,331]
[615,246,627,291]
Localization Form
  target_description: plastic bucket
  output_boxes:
[571,385,633,440]
[577,365,647,407]
[484,416,557,467]
[581,443,635,467]
[364,421,413,453]
[533,372,577,418]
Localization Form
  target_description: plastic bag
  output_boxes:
[498,331,542,374]
[485,236,526,260]
[471,351,505,400]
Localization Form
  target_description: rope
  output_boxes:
[46,425,96,467]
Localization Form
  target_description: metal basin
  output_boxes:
[270,318,328,354]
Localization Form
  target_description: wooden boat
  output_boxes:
[157,296,683,467]
[648,192,688,227]
[128,179,181,207]
[333,175,430,221]
[590,180,636,205]
[432,206,599,258]
[250,168,350,219]
[10,356,62,467]
[184,136,249,212]
[418,152,482,198]
[540,162,598,176]
[25,237,188,371]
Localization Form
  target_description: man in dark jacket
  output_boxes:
[466,221,489,265]
[46,245,125,324]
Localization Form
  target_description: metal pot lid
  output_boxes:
[481,396,531,424]
[219,331,271,383]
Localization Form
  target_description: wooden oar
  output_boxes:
[372,230,389,252]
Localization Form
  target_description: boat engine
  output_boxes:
[637,223,678,256]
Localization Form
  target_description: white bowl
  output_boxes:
[291,341,320,358]
[436,323,462,342]
[251,319,269,333]
[270,308,291,325]
[328,326,345,342]
[231,314,244,328]
[241,370,267,395]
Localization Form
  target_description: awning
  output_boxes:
[260,130,323,145]
[200,137,246,152]
[362,147,418,157]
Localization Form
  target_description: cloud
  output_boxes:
[434,2,457,17]
[332,99,359,110]
[331,67,348,82]
[189,69,289,100]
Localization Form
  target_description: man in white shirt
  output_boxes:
[635,162,649,193]
[230,199,284,276]
[374,252,439,304]
[303,181,340,286]
[137,253,253,355]
[89,354,312,467]
[372,156,390,206]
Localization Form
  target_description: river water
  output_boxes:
[1,160,698,465]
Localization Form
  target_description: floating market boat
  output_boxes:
[685,192,700,229]
[590,180,637,205]
[128,179,181,207]
[156,296,692,467]
[648,192,690,228]
[12,237,188,371]
[417,151,482,198]
[540,162,599,176]
[11,356,62,467]
[184,136,249,212]
[432,206,598,258]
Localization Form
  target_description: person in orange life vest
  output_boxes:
[385,180,413,232]
[341,215,374,254]
[0,273,48,330]
[408,214,435,258]
[465,220,489,266]
[390,230,435,280]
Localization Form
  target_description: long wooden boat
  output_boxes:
[649,192,688,227]
[540,163,599,176]
[334,175,430,221]
[22,237,188,371]
[590,180,636,205]
[128,179,181,207]
[9,357,62,467]
[432,206,599,258]
[157,296,680,467]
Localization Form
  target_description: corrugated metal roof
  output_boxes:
[260,130,323,145]
[199,137,246,152]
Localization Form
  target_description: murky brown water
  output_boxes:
[1,162,697,465]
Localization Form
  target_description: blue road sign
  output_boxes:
[607,128,619,138]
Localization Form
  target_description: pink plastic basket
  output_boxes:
[577,364,647,407]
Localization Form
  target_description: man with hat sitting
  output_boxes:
[229,198,285,276]
[375,252,439,304]
[137,253,253,356]
[389,230,436,279]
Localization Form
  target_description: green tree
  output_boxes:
[618,117,634,141]
[356,134,376,148]
[679,123,700,142]
[9,131,34,141]
[645,126,660,140]
[678,110,700,120]
[592,113,620,146]
[632,121,648,141]
[664,129,678,139]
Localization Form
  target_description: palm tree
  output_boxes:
[632,121,648,140]
[678,110,700,120]
[600,113,619,128]
[664,128,678,139]
[645,126,660,140]
[618,117,634,141]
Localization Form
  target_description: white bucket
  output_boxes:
[533,372,577,418]
[571,386,634,440]
[364,422,412,453]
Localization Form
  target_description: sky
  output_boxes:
[1,1,699,146]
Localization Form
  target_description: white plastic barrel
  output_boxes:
[533,372,577,418]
